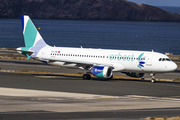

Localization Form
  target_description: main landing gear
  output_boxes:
[83,74,91,80]
[108,75,113,80]
[150,73,156,83]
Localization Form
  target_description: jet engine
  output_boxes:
[125,72,145,78]
[92,66,113,79]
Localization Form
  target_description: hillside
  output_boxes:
[0,0,180,21]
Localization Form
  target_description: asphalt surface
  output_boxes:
[0,54,180,119]
[0,72,180,119]
[0,72,180,97]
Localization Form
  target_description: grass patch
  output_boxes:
[173,77,180,82]
[0,69,175,82]
[0,69,135,79]
[0,53,34,60]
[77,72,84,75]
[176,62,180,69]
[146,116,180,120]
[168,55,180,59]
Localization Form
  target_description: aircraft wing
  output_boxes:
[40,57,114,68]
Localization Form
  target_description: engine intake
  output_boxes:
[92,66,113,78]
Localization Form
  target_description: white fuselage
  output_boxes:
[36,46,177,73]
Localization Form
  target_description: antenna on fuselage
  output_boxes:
[80,46,83,48]
[152,49,154,52]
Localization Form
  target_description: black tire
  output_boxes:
[83,74,91,80]
[108,75,113,80]
[151,79,156,83]
[83,74,87,80]
[87,74,91,80]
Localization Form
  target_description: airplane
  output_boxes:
[17,15,177,83]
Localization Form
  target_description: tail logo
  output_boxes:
[20,15,48,58]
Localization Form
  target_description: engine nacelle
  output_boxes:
[125,72,144,78]
[92,66,113,78]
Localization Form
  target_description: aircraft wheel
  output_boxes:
[151,79,156,83]
[86,74,91,80]
[83,74,87,80]
[108,75,113,80]
[83,74,91,80]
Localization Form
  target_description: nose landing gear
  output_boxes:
[150,73,156,83]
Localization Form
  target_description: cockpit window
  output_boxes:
[165,58,171,61]
[159,58,171,61]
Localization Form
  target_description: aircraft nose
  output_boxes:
[170,62,178,71]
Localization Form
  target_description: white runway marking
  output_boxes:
[1,87,180,113]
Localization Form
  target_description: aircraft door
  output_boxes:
[41,48,47,58]
[146,53,153,66]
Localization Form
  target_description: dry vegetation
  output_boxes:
[173,77,180,82]
[0,53,34,60]
[176,62,180,69]
[0,69,137,80]
[146,116,180,120]
[168,55,180,60]
[0,69,178,82]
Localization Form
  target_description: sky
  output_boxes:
[127,0,180,7]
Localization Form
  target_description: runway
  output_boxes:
[0,72,180,119]
[0,58,180,119]
[0,72,180,97]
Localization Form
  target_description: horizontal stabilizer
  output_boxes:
[16,50,34,54]
[16,47,34,60]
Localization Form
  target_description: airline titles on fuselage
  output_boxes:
[50,51,146,62]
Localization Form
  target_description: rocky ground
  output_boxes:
[0,0,180,22]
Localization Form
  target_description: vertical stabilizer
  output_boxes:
[19,15,48,58]
[21,15,47,48]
